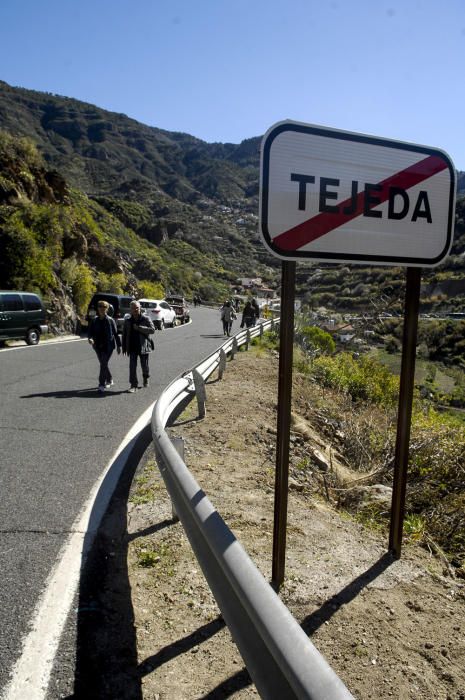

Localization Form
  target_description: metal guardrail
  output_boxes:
[151,319,354,699]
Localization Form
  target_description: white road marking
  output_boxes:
[0,337,85,352]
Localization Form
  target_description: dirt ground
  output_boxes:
[127,345,465,700]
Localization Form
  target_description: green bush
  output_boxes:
[72,263,96,314]
[299,325,335,355]
[137,280,165,299]
[312,352,399,405]
[0,214,55,291]
[97,272,126,294]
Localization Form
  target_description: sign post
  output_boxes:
[272,260,295,589]
[389,267,421,557]
[259,120,456,581]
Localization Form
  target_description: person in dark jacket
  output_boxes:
[251,298,260,326]
[240,301,256,329]
[122,300,155,392]
[88,300,121,393]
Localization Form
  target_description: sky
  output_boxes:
[0,0,464,169]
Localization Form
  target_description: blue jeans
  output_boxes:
[129,352,149,387]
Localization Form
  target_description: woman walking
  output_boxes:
[240,300,256,329]
[220,301,236,337]
[88,300,121,393]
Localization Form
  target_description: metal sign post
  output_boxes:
[259,119,456,569]
[389,267,421,558]
[272,261,295,589]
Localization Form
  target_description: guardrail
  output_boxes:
[151,318,354,699]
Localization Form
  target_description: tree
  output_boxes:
[301,325,335,355]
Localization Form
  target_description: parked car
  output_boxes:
[0,290,48,345]
[86,293,135,333]
[165,295,190,324]
[138,299,177,330]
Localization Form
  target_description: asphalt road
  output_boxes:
[0,305,225,694]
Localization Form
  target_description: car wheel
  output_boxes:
[26,328,40,345]
[158,319,165,331]
[172,317,177,327]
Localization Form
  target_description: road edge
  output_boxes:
[1,402,155,700]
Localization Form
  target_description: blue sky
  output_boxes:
[1,0,464,168]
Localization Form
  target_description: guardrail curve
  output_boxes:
[151,318,354,700]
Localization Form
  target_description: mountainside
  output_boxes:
[0,130,239,330]
[1,79,465,325]
[0,80,272,281]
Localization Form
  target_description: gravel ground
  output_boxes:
[124,346,465,700]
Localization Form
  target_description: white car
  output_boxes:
[138,299,177,330]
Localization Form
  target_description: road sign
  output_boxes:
[260,121,456,266]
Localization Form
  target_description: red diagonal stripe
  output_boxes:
[273,155,448,251]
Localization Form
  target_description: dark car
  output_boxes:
[86,293,135,333]
[0,291,49,345]
[165,295,190,324]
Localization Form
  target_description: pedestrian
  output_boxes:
[122,300,155,392]
[251,298,260,326]
[240,300,256,329]
[88,300,121,393]
[220,301,236,337]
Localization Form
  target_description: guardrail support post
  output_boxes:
[169,437,183,522]
[259,322,264,338]
[192,369,206,419]
[218,348,227,380]
[231,337,238,359]
[270,317,275,331]
[245,329,251,350]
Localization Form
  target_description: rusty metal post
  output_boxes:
[272,261,296,589]
[389,267,421,558]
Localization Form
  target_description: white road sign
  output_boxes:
[259,121,456,266]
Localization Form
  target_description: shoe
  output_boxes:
[106,380,114,388]
[143,378,149,388]
[98,385,105,393]
[128,386,137,393]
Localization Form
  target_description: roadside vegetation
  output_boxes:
[255,328,465,576]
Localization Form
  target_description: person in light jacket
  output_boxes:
[220,301,236,337]
[122,300,155,392]
[88,300,121,393]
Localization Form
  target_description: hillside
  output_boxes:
[0,80,273,286]
[0,131,240,329]
[1,79,465,325]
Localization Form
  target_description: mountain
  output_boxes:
[0,80,273,281]
[1,79,465,327]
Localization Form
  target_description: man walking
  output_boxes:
[88,300,121,393]
[122,300,155,392]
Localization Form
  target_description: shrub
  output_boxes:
[312,352,399,405]
[97,272,126,294]
[72,263,96,314]
[137,280,165,299]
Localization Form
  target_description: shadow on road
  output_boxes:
[68,426,159,699]
[21,389,129,399]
